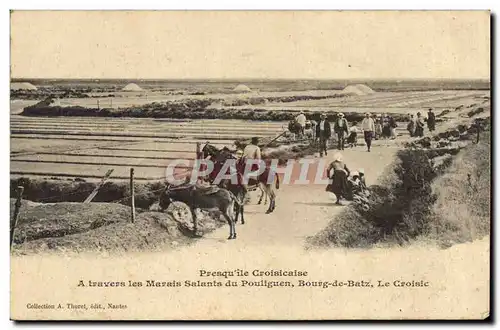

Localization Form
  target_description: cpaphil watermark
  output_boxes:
[164,158,333,185]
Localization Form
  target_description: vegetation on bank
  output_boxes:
[428,128,490,246]
[11,89,91,100]
[21,97,411,123]
[309,118,491,249]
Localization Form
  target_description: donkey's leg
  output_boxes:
[223,202,236,239]
[264,184,276,214]
[239,203,245,225]
[190,207,199,237]
[268,184,276,212]
[257,184,264,204]
[257,182,267,205]
[233,198,240,225]
[238,191,245,225]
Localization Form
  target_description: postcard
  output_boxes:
[9,10,491,320]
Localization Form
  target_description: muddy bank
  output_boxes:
[309,117,491,249]
[11,200,225,254]
[11,202,130,244]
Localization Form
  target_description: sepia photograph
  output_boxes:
[9,10,491,320]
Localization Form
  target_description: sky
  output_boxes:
[10,11,491,80]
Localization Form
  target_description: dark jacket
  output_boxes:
[427,112,436,124]
[316,120,332,139]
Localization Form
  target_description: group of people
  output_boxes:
[295,108,439,157]
[295,111,404,155]
[289,109,437,206]
[406,108,436,138]
[351,113,398,142]
[236,137,370,207]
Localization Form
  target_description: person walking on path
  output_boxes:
[334,112,349,150]
[361,112,375,152]
[316,113,332,157]
[426,108,436,132]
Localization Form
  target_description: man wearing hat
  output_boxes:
[333,112,349,150]
[316,113,332,157]
[361,112,375,152]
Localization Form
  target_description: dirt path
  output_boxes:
[181,145,400,249]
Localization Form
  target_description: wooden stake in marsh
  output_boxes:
[10,186,24,248]
[84,169,114,203]
[130,168,136,223]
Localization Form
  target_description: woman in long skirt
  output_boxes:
[326,153,351,204]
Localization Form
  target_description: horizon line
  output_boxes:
[10,77,491,81]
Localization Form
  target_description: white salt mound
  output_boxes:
[122,83,143,91]
[11,82,37,91]
[341,84,375,96]
[233,84,252,93]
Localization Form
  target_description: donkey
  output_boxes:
[159,182,243,239]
